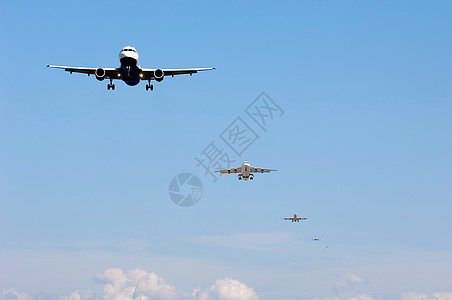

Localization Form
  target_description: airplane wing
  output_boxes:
[283,218,294,220]
[250,167,278,173]
[214,166,242,174]
[47,65,215,80]
[140,67,215,80]
[47,65,119,78]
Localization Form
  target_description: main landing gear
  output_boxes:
[107,79,115,90]
[146,79,153,91]
[238,174,243,180]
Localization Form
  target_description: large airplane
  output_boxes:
[283,213,307,222]
[47,46,215,91]
[214,161,277,181]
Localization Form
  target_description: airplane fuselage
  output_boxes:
[240,161,251,180]
[118,47,141,86]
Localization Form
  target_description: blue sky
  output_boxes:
[1,1,451,299]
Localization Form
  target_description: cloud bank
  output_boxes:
[1,289,31,300]
[3,269,452,300]
[57,268,257,300]
[401,291,452,300]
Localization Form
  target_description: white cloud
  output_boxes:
[96,268,177,300]
[328,273,373,300]
[321,294,373,300]
[61,290,95,300]
[1,289,31,300]
[61,291,82,300]
[401,292,436,300]
[348,294,373,300]
[401,291,452,300]
[192,278,259,300]
[333,273,368,295]
[433,292,452,300]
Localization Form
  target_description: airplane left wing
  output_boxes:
[250,167,278,173]
[140,68,215,80]
[214,167,242,174]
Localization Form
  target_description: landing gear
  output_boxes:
[107,79,115,90]
[146,79,154,91]
[238,174,243,180]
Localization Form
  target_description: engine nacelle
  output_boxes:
[95,68,106,81]
[154,69,164,82]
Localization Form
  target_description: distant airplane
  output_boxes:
[283,213,307,222]
[313,237,320,241]
[47,46,215,91]
[214,161,277,180]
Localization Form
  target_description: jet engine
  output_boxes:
[154,69,164,82]
[95,68,106,81]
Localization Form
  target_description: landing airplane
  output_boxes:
[283,213,307,222]
[47,46,215,91]
[214,161,277,180]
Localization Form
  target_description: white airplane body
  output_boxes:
[47,46,215,91]
[283,213,307,222]
[214,161,277,181]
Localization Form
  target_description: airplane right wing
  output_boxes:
[250,167,278,173]
[214,167,242,174]
[47,65,119,78]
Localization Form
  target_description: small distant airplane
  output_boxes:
[47,46,215,91]
[283,213,307,222]
[214,161,277,180]
[313,237,321,241]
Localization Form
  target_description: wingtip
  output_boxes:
[46,64,50,67]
